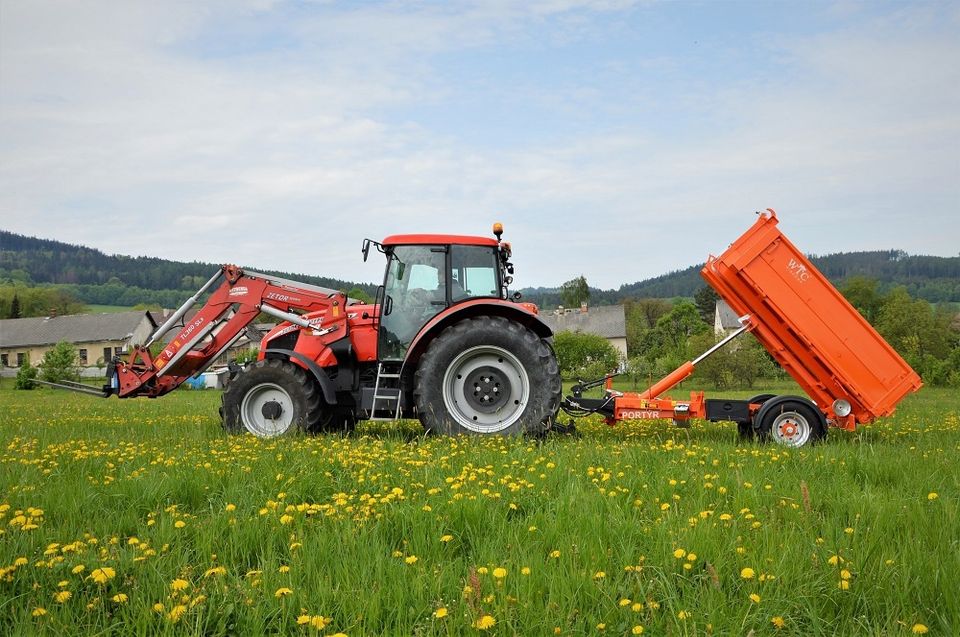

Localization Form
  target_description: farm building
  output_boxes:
[714,299,741,335]
[0,310,156,376]
[539,303,627,359]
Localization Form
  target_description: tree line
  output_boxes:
[553,277,959,388]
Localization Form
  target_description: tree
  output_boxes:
[15,364,38,390]
[560,276,590,309]
[552,331,620,380]
[39,341,80,384]
[842,276,884,323]
[694,286,720,324]
[623,298,672,357]
[642,301,709,362]
[9,293,21,318]
[345,287,373,304]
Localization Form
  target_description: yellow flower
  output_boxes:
[619,598,632,607]
[927,492,938,501]
[749,593,761,603]
[297,614,311,625]
[740,567,755,579]
[90,566,116,584]
[32,607,47,617]
[631,602,643,612]
[174,520,186,529]
[521,567,531,576]
[474,615,496,630]
[53,590,72,603]
[632,626,644,635]
[827,555,840,566]
[593,571,606,579]
[310,615,329,630]
[673,548,686,559]
[477,567,488,575]
[433,607,448,618]
[771,616,786,629]
[225,503,236,512]
[71,565,86,574]
[279,565,291,573]
[677,610,690,620]
[275,587,293,598]
[686,553,697,562]
[596,623,606,630]
[167,604,187,622]
[838,580,850,590]
[170,578,190,592]
[204,566,226,578]
[549,550,561,559]
[440,535,453,543]
[912,624,929,634]
[840,569,851,581]
[404,555,418,565]
[153,603,165,613]
[111,593,128,604]
[493,567,507,579]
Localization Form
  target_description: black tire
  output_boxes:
[754,395,826,447]
[308,410,357,436]
[738,394,777,440]
[414,316,561,436]
[221,359,321,437]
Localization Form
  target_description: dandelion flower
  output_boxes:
[632,626,644,635]
[740,567,755,579]
[433,607,448,619]
[619,598,632,607]
[404,555,418,565]
[912,624,929,634]
[521,567,531,576]
[153,603,165,613]
[111,593,128,604]
[927,493,938,501]
[677,610,690,620]
[493,567,507,579]
[549,550,561,559]
[174,520,186,529]
[310,615,329,630]
[749,593,761,603]
[71,565,85,575]
[167,604,187,622]
[53,591,72,603]
[593,571,606,579]
[225,503,236,512]
[771,616,786,629]
[170,578,190,592]
[32,608,47,617]
[90,567,116,584]
[596,623,606,630]
[474,615,496,630]
[440,535,453,543]
[673,548,686,559]
[204,566,226,578]
[296,614,311,625]
[275,587,293,598]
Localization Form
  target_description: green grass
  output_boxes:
[0,383,957,635]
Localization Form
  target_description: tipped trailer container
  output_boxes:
[562,209,922,446]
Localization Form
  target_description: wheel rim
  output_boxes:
[441,345,530,433]
[240,382,296,437]
[770,410,811,447]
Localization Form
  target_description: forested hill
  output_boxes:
[2,230,958,309]
[0,230,378,308]
[521,250,960,307]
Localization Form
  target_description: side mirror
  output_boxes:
[362,239,371,262]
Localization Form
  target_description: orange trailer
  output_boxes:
[562,209,922,446]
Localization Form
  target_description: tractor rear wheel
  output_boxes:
[414,316,561,436]
[221,359,321,437]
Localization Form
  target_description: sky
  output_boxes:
[1,0,958,289]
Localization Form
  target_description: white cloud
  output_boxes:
[1,1,957,291]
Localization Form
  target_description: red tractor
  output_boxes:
[106,224,562,437]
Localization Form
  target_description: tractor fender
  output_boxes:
[263,348,337,405]
[403,299,553,367]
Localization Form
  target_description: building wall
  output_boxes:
[609,337,628,360]
[0,340,129,371]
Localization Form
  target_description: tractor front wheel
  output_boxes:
[414,316,561,436]
[221,359,321,437]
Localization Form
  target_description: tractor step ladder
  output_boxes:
[370,362,403,421]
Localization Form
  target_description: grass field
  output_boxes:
[0,381,957,636]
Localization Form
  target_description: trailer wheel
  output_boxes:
[415,316,561,436]
[738,394,777,440]
[221,359,320,437]
[755,395,826,447]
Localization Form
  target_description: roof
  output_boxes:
[381,234,499,247]
[715,300,741,329]
[539,305,626,339]
[0,311,155,349]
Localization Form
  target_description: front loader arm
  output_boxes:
[110,265,347,398]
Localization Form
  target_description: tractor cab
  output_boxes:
[364,226,512,361]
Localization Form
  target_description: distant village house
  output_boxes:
[539,303,628,359]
